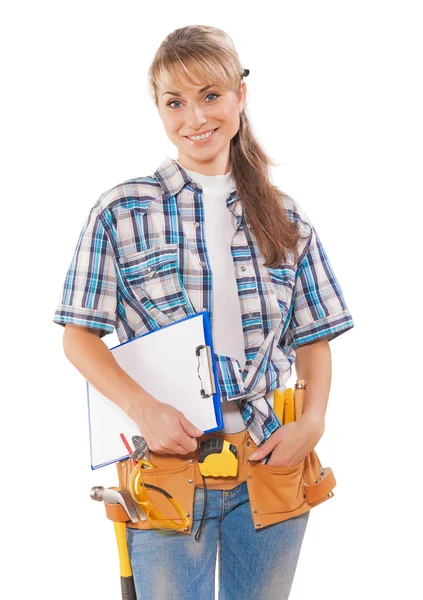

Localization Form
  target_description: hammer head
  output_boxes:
[89,486,146,523]
[90,486,105,501]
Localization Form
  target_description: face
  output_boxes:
[157,73,247,175]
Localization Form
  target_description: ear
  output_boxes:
[238,81,247,113]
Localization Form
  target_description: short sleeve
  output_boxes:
[285,224,354,349]
[52,206,118,338]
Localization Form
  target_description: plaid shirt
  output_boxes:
[53,156,354,447]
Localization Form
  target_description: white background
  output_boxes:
[2,1,422,598]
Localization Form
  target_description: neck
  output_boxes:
[175,152,231,176]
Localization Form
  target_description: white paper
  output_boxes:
[87,313,220,469]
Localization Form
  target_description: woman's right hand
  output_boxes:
[129,392,204,455]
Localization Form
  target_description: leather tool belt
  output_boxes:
[105,428,336,533]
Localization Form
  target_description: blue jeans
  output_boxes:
[126,480,310,600]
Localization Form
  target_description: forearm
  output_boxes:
[294,338,332,427]
[62,324,153,420]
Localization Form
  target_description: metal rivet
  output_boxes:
[188,478,193,483]
[184,527,189,531]
[189,459,195,464]
[253,509,258,514]
[314,480,318,484]
[185,512,190,517]
[246,440,250,446]
[320,471,324,477]
[247,475,252,480]
[256,522,261,527]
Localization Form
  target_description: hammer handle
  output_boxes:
[120,576,137,600]
[114,522,137,599]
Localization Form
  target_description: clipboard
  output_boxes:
[87,310,222,470]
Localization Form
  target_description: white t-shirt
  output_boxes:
[180,163,275,433]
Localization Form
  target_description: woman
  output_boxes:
[53,25,354,600]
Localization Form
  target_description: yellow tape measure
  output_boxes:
[197,438,238,477]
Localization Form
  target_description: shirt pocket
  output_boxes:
[266,263,297,319]
[118,244,194,326]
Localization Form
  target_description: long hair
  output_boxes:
[147,25,308,267]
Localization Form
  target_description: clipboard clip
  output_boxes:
[195,344,216,398]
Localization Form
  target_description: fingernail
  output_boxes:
[249,452,258,460]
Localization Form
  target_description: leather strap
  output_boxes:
[105,467,336,523]
[303,467,336,505]
[105,431,336,524]
[104,502,131,523]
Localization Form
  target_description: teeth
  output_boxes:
[188,129,215,141]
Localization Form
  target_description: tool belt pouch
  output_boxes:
[104,455,197,535]
[246,438,336,529]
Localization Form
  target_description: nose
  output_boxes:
[185,103,207,131]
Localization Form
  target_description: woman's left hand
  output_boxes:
[248,414,325,467]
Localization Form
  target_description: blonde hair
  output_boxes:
[148,25,307,267]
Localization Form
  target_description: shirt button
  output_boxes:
[146,266,152,273]
[241,266,246,272]
[194,222,200,227]
[199,261,206,267]
[248,313,253,318]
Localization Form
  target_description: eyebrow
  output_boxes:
[162,84,215,97]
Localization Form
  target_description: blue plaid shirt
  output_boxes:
[53,156,354,447]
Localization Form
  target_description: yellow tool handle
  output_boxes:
[294,379,305,419]
[113,522,137,599]
[274,379,306,424]
[283,388,295,424]
[273,389,285,424]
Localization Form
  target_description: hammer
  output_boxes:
[91,486,145,600]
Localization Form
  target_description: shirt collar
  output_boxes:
[154,156,237,207]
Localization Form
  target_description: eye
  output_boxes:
[205,92,220,102]
[167,99,182,109]
[167,92,220,109]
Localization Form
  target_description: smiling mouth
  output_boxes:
[184,128,218,141]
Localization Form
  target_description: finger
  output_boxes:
[147,446,167,454]
[158,430,197,453]
[249,443,272,461]
[179,435,199,453]
[179,414,203,437]
[160,441,195,455]
[150,429,198,455]
[169,432,199,454]
[172,443,193,456]
[148,443,185,455]
[147,436,178,454]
